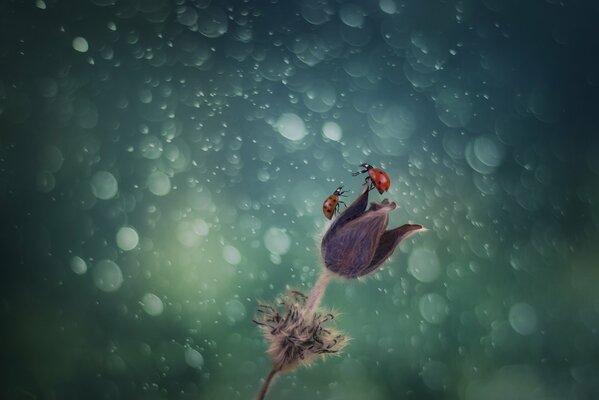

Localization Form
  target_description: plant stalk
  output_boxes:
[256,367,279,400]
[304,269,332,316]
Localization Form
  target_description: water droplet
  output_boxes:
[223,245,241,265]
[141,293,164,316]
[91,171,118,200]
[508,303,537,335]
[419,293,448,324]
[275,113,307,141]
[264,227,291,256]
[116,226,139,251]
[93,260,123,292]
[36,171,55,193]
[177,6,198,26]
[422,360,450,390]
[197,6,228,38]
[147,171,171,196]
[70,256,87,275]
[139,135,163,159]
[408,248,441,282]
[322,121,342,141]
[39,146,64,173]
[379,0,396,14]
[176,220,209,247]
[473,135,505,167]
[224,299,246,324]
[72,37,89,53]
[339,3,365,27]
[435,87,473,128]
[184,348,204,370]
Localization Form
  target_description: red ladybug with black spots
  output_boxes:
[352,163,390,194]
[322,186,347,220]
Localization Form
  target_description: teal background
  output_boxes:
[1,0,599,399]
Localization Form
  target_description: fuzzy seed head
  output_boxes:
[254,291,347,372]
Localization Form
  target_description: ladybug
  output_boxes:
[352,163,390,194]
[322,186,347,220]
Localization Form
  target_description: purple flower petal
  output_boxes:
[321,185,369,248]
[322,202,396,278]
[356,224,426,277]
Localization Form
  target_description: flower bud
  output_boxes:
[321,187,425,278]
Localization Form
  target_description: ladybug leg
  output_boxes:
[339,201,347,208]
[351,168,368,177]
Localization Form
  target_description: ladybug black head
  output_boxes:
[333,186,344,195]
[360,163,373,170]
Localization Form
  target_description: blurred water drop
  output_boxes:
[408,248,441,282]
[177,6,198,26]
[465,141,496,175]
[106,354,126,375]
[93,260,123,292]
[176,219,209,247]
[275,113,307,141]
[381,0,397,14]
[72,37,89,52]
[141,293,164,316]
[69,256,87,275]
[147,171,171,196]
[264,227,291,256]
[508,303,537,335]
[303,80,336,113]
[528,85,563,123]
[36,171,55,193]
[39,146,64,173]
[91,171,118,200]
[442,130,467,159]
[139,136,163,159]
[224,299,246,324]
[300,0,330,25]
[422,360,450,390]
[419,293,448,324]
[322,121,342,141]
[116,226,139,251]
[197,6,228,38]
[184,348,204,370]
[473,135,505,168]
[435,87,473,128]
[223,245,241,265]
[339,4,365,27]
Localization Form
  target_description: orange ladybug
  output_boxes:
[322,186,347,220]
[352,163,390,194]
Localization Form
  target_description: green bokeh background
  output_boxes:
[1,0,599,399]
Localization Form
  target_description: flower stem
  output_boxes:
[304,269,332,316]
[256,367,279,400]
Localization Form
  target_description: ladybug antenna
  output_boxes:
[352,163,371,176]
[334,186,344,195]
